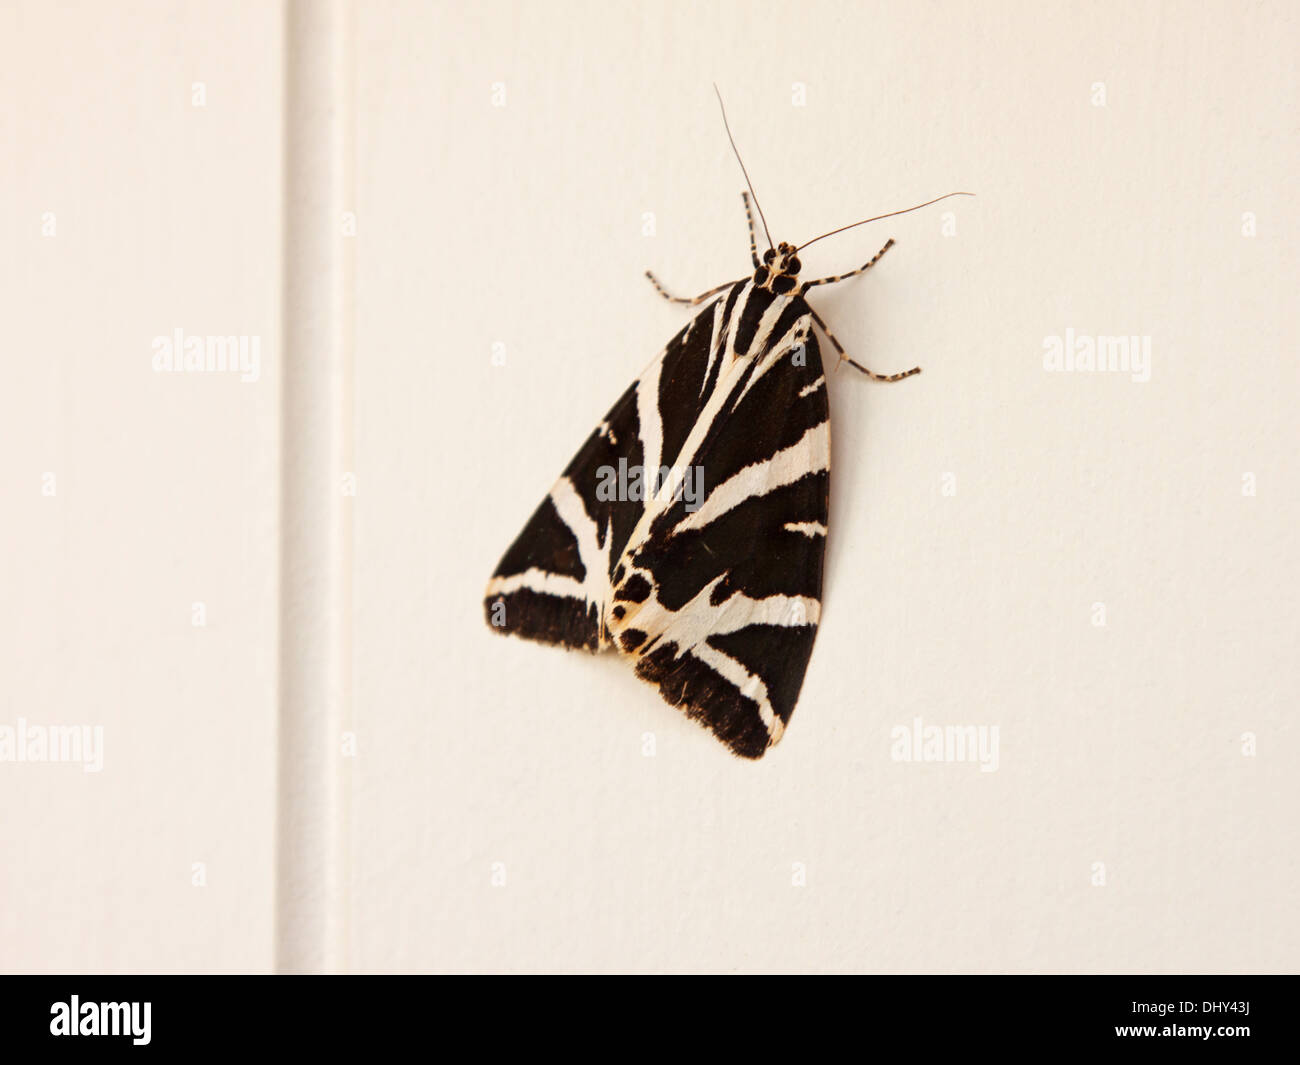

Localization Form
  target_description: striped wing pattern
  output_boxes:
[485,281,829,758]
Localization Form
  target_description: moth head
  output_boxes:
[761,242,802,277]
[776,242,802,276]
[756,242,803,293]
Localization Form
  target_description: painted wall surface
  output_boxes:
[1,1,281,972]
[352,0,1298,973]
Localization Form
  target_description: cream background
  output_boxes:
[3,0,1298,973]
[1,1,281,971]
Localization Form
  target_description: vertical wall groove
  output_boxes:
[276,0,355,974]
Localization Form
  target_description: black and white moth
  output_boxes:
[485,91,969,759]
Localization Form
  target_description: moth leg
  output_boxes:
[742,191,760,268]
[802,238,896,290]
[806,303,921,382]
[644,272,737,306]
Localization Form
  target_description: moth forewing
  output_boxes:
[486,277,829,759]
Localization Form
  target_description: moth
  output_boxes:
[485,90,969,759]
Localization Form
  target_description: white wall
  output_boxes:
[1,0,281,972]
[3,0,1296,974]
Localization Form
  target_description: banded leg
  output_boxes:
[806,303,921,382]
[802,238,896,290]
[644,272,738,306]
[742,191,760,267]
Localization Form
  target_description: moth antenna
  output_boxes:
[713,84,773,252]
[795,192,975,252]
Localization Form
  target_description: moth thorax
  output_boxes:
[754,241,802,294]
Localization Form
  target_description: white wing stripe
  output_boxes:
[549,476,612,621]
[671,419,829,536]
[485,569,585,600]
[692,642,783,741]
[783,521,827,537]
[636,354,664,479]
[734,309,809,407]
